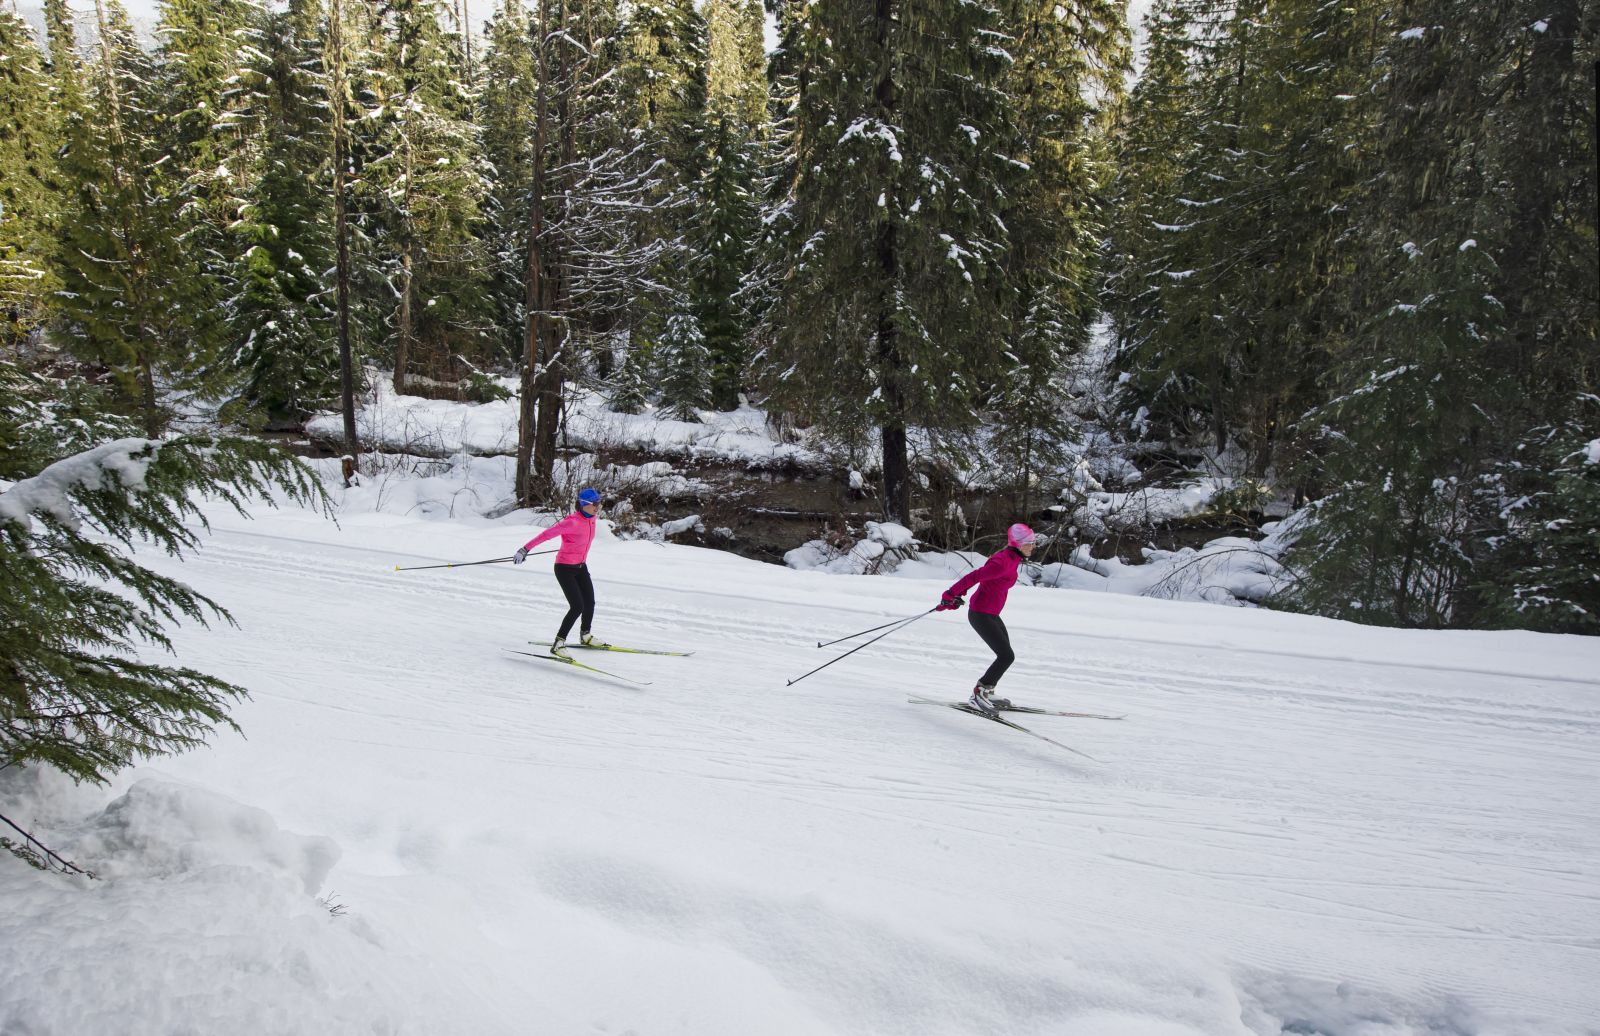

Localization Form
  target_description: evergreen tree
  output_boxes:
[229,0,341,423]
[705,0,766,132]
[739,0,804,419]
[1477,399,1600,634]
[43,0,87,116]
[52,0,205,435]
[1101,0,1197,439]
[363,0,492,393]
[659,302,713,420]
[989,0,1129,501]
[686,110,760,410]
[1285,238,1505,627]
[478,0,540,363]
[152,0,265,388]
[613,0,706,375]
[766,0,1022,521]
[0,356,325,785]
[1107,0,1376,478]
[609,340,651,414]
[1286,0,1597,629]
[618,0,706,161]
[677,0,767,412]
[0,9,59,346]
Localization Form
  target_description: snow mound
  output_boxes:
[70,778,339,893]
[786,521,919,575]
[0,773,476,1035]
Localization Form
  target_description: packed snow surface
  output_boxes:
[3,489,1598,1036]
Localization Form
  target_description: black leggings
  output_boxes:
[968,611,1015,687]
[553,563,595,640]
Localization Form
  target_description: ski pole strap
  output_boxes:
[787,607,937,686]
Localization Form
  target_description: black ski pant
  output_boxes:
[553,562,595,640]
[968,611,1015,688]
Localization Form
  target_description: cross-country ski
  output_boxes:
[908,698,1099,761]
[906,696,1125,720]
[555,640,694,657]
[504,648,653,686]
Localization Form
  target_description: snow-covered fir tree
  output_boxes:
[985,0,1128,504]
[477,0,540,365]
[228,0,341,424]
[659,303,713,421]
[1106,0,1376,480]
[52,0,209,435]
[766,0,1023,522]
[360,0,492,394]
[151,0,265,379]
[1285,0,1597,629]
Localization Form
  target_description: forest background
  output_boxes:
[1,0,1595,637]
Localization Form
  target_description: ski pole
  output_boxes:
[815,611,927,649]
[393,550,555,572]
[786,607,937,686]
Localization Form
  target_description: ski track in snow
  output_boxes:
[10,511,1597,1036]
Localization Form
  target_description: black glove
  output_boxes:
[937,593,964,612]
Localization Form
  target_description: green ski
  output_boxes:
[505,649,652,686]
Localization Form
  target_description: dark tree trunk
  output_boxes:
[518,0,556,504]
[394,242,413,395]
[873,0,909,524]
[329,0,359,476]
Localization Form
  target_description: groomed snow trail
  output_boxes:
[5,507,1597,1036]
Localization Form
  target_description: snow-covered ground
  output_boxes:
[3,483,1598,1036]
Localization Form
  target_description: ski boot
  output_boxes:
[968,684,1012,714]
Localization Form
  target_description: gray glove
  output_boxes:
[513,547,528,565]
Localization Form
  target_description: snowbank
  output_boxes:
[788,518,1293,608]
[306,379,828,471]
[0,769,472,1035]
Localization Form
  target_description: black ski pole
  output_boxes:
[393,550,555,572]
[816,611,926,649]
[787,607,937,686]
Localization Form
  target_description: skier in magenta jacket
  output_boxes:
[937,522,1040,714]
[514,487,602,656]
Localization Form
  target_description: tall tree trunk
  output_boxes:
[395,239,413,395]
[873,0,908,524]
[533,0,575,491]
[328,0,359,477]
[516,0,552,506]
[94,0,161,438]
[139,348,158,436]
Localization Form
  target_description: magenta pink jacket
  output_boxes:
[945,547,1023,615]
[522,511,596,565]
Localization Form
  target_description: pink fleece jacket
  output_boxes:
[945,547,1023,615]
[522,511,596,565]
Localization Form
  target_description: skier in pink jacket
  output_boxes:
[514,487,602,656]
[937,522,1040,714]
